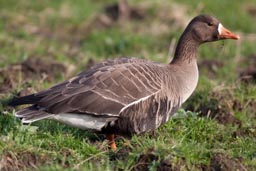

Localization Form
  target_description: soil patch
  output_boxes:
[157,158,186,171]
[199,59,224,79]
[239,67,256,84]
[132,151,185,171]
[232,126,256,138]
[127,150,249,171]
[133,150,158,171]
[238,54,256,84]
[104,0,145,22]
[185,90,241,126]
[246,5,256,17]
[85,0,146,34]
[85,58,97,70]
[21,57,66,81]
[0,151,49,171]
[0,58,67,94]
[208,153,247,171]
[111,145,133,161]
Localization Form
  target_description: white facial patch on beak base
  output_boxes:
[218,23,223,35]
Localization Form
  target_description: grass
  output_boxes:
[1,0,256,170]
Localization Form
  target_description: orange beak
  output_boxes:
[218,23,240,40]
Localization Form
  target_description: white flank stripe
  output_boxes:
[119,91,160,113]
[91,90,126,106]
[218,23,223,35]
[52,113,111,131]
[21,115,52,123]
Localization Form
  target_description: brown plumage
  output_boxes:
[9,14,239,150]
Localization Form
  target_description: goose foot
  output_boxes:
[106,134,117,150]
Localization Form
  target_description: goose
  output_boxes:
[9,14,239,150]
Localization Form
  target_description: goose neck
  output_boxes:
[170,34,199,65]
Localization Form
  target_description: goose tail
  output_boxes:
[8,94,40,106]
[15,105,52,123]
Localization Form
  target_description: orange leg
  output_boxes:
[106,134,117,150]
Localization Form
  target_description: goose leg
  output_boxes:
[106,134,117,150]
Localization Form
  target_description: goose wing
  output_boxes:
[34,58,163,116]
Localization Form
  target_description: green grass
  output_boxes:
[1,0,256,170]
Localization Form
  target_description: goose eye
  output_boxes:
[207,22,214,26]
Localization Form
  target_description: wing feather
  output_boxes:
[15,58,165,117]
[110,89,182,134]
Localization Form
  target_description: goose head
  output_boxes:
[186,14,240,44]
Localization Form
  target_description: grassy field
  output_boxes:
[0,0,256,170]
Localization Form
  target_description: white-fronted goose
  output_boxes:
[9,14,239,150]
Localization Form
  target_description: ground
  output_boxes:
[0,0,256,170]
